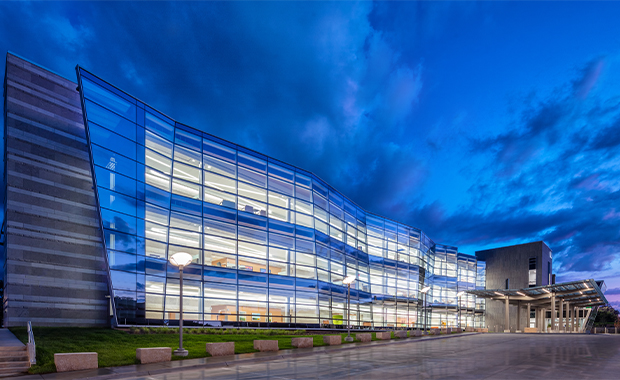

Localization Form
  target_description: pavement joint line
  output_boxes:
[19,333,480,380]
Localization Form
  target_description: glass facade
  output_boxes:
[76,68,485,328]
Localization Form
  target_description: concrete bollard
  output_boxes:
[136,347,171,364]
[206,342,235,356]
[394,330,407,339]
[291,337,313,348]
[323,335,342,346]
[375,331,391,340]
[54,353,98,372]
[253,340,279,352]
[356,333,372,342]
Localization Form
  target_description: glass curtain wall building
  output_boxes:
[76,67,485,328]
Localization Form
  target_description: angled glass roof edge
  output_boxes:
[74,66,461,249]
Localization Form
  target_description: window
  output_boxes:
[528,257,537,287]
[505,278,510,290]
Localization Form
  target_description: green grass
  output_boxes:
[10,327,387,374]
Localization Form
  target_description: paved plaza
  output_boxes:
[122,334,620,380]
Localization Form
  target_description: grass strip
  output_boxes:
[11,327,390,374]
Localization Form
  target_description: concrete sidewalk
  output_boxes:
[0,328,25,347]
[17,332,479,380]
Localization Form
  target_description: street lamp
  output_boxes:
[421,286,431,332]
[169,251,193,357]
[342,275,356,342]
[456,291,466,329]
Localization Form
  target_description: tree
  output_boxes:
[594,306,619,327]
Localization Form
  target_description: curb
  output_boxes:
[18,333,480,380]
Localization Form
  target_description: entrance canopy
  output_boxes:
[467,279,608,308]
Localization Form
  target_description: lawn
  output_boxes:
[10,327,392,374]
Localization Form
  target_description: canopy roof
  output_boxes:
[467,279,608,307]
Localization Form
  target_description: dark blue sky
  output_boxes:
[2,1,620,306]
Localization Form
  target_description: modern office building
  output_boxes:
[2,53,487,328]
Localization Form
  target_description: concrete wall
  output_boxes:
[2,53,109,327]
[476,241,552,332]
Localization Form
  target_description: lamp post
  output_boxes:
[421,286,431,332]
[342,275,356,342]
[169,251,193,357]
[456,291,465,329]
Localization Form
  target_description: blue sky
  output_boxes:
[2,1,620,306]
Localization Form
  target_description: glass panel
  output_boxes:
[82,78,136,121]
[171,178,201,200]
[145,222,168,243]
[145,148,172,175]
[204,172,236,194]
[203,187,236,209]
[86,99,136,141]
[174,145,202,168]
[238,166,266,187]
[145,130,173,157]
[238,182,266,202]
[238,152,267,172]
[203,139,236,163]
[169,228,201,248]
[173,162,201,183]
[145,239,167,259]
[170,212,202,233]
[204,218,237,239]
[205,250,237,268]
[175,128,201,151]
[204,155,236,178]
[238,241,267,259]
[145,169,170,191]
[145,112,174,141]
[203,235,236,254]
[92,144,136,179]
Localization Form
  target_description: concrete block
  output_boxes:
[476,328,489,333]
[253,340,278,352]
[136,347,171,364]
[375,331,391,340]
[446,328,453,334]
[206,342,235,356]
[394,330,407,339]
[291,337,313,348]
[54,352,98,372]
[431,329,440,335]
[524,327,538,333]
[356,333,372,342]
[465,327,474,332]
[323,335,342,345]
[412,330,422,337]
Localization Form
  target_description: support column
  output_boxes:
[564,302,570,332]
[550,293,556,332]
[516,301,522,332]
[559,298,564,333]
[504,296,510,333]
[527,303,531,330]
[542,308,546,332]
[573,306,577,332]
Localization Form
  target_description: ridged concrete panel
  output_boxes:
[3,53,109,327]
